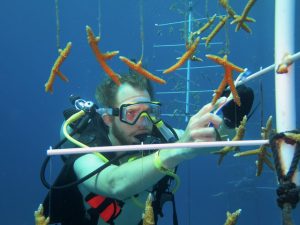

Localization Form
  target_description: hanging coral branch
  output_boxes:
[86,25,121,85]
[191,13,217,37]
[163,37,200,74]
[119,57,166,84]
[219,0,255,33]
[119,0,165,84]
[231,0,257,32]
[202,15,229,47]
[206,54,244,106]
[45,42,72,93]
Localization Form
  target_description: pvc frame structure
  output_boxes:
[275,0,299,186]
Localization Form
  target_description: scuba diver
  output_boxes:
[40,73,254,225]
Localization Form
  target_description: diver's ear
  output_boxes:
[102,114,113,127]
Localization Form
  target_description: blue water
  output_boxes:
[0,0,299,224]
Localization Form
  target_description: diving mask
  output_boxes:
[113,101,162,125]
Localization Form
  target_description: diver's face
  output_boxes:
[110,83,153,145]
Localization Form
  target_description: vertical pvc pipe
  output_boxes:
[185,1,193,122]
[274,0,299,184]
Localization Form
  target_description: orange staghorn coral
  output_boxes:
[219,0,254,33]
[236,144,274,176]
[119,56,166,84]
[34,204,50,225]
[234,116,274,176]
[86,25,121,86]
[212,116,247,165]
[206,54,244,106]
[276,53,293,74]
[45,42,71,93]
[231,0,257,32]
[142,193,155,225]
[192,14,217,37]
[202,15,229,47]
[163,37,200,74]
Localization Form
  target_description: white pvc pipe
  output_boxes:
[233,51,300,88]
[47,139,269,155]
[275,0,298,184]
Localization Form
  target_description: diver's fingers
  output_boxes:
[193,103,214,119]
[189,112,222,130]
[199,112,222,128]
[190,127,217,142]
[194,97,226,119]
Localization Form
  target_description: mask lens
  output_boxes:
[121,102,161,125]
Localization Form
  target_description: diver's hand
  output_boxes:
[159,98,226,169]
[181,102,223,142]
[176,99,224,159]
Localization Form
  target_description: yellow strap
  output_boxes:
[153,151,172,173]
[153,151,180,193]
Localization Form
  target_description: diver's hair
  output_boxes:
[95,73,154,107]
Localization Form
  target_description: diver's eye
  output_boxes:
[126,110,139,121]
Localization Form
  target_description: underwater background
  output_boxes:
[0,0,299,224]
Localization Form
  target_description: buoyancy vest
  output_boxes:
[43,110,178,225]
[85,193,123,224]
